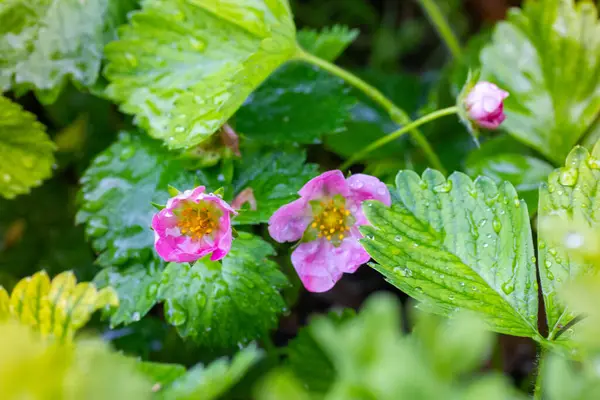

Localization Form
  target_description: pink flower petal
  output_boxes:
[298,170,349,200]
[465,82,509,130]
[211,212,233,261]
[346,174,391,225]
[291,237,371,293]
[268,198,311,243]
[152,186,236,263]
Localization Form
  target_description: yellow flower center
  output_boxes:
[311,199,351,242]
[177,203,219,241]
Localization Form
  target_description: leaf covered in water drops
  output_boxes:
[156,232,289,348]
[0,96,55,199]
[361,169,539,338]
[538,143,600,345]
[104,0,298,149]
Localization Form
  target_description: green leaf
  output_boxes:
[299,293,521,400]
[286,309,355,395]
[0,96,55,199]
[541,353,600,400]
[77,131,217,267]
[93,261,164,326]
[231,146,318,225]
[136,361,187,388]
[235,62,355,144]
[104,0,297,149]
[0,321,153,399]
[480,0,600,164]
[466,135,554,213]
[538,145,600,341]
[296,25,359,61]
[158,345,263,400]
[157,232,289,348]
[0,0,115,102]
[361,170,540,338]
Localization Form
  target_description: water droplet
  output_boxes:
[514,199,521,208]
[147,283,158,298]
[492,217,502,233]
[394,235,403,242]
[412,242,419,248]
[501,281,515,295]
[439,274,445,279]
[559,168,579,186]
[132,312,141,321]
[547,184,555,193]
[433,181,452,193]
[530,256,537,264]
[352,180,364,189]
[174,125,185,133]
[419,181,428,190]
[479,219,488,228]
[119,146,135,161]
[189,37,205,50]
[86,217,109,237]
[545,260,552,268]
[539,240,546,249]
[548,248,557,256]
[448,295,455,301]
[483,243,489,248]
[166,300,187,326]
[546,271,555,281]
[376,187,387,196]
[587,157,600,169]
[2,173,11,183]
[415,287,423,293]
[124,53,138,67]
[196,292,206,308]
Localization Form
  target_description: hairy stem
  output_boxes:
[295,47,446,174]
[340,106,458,170]
[417,0,462,59]
[533,348,546,400]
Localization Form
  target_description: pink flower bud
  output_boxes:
[152,186,237,263]
[465,82,509,129]
[268,171,391,293]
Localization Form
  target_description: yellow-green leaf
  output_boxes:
[0,270,118,341]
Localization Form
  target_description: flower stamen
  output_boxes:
[177,203,219,241]
[311,198,353,244]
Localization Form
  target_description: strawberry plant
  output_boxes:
[1,0,600,398]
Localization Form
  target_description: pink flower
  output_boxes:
[152,186,237,263]
[268,171,391,293]
[465,82,509,129]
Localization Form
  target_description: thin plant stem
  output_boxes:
[294,47,446,174]
[533,348,546,400]
[417,0,462,60]
[340,106,458,170]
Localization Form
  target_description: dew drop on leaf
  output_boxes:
[433,181,452,193]
[559,168,579,186]
[146,283,158,298]
[492,217,502,233]
[501,282,515,295]
[546,271,555,281]
[394,235,402,242]
[119,146,136,161]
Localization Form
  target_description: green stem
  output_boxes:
[417,0,462,60]
[294,48,446,174]
[340,106,458,170]
[533,348,546,400]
